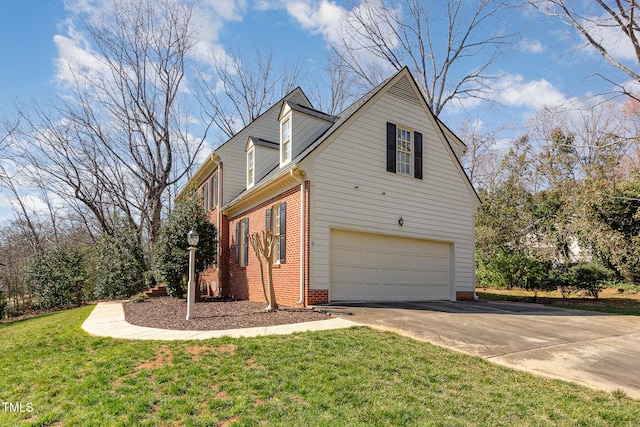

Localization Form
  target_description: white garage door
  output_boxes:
[330,229,452,301]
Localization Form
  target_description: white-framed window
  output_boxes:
[273,203,282,263]
[396,127,412,176]
[235,218,249,267]
[281,117,291,165]
[247,148,255,188]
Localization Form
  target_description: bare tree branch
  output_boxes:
[331,0,517,116]
[12,0,210,245]
[530,0,640,85]
[196,44,303,138]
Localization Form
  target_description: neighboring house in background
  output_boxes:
[182,67,481,306]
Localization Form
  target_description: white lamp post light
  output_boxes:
[186,229,199,320]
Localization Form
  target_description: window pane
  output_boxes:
[396,127,412,176]
[273,204,281,261]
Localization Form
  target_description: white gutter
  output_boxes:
[290,167,307,305]
[212,154,222,296]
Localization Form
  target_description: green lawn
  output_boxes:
[477,287,640,316]
[1,306,640,426]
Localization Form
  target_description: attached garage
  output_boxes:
[330,229,452,302]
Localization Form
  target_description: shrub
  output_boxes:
[477,250,553,296]
[0,292,5,319]
[550,267,577,300]
[152,187,217,297]
[568,262,614,299]
[25,244,90,310]
[94,215,148,299]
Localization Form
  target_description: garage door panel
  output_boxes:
[330,230,452,302]
[365,268,381,283]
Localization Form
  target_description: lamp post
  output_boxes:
[186,229,199,320]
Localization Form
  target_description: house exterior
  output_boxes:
[184,67,481,307]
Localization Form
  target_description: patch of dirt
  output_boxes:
[123,297,331,331]
[185,344,236,361]
[136,345,173,370]
[220,415,241,427]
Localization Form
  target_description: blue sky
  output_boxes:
[0,1,630,125]
[0,0,636,223]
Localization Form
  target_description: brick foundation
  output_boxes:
[456,291,475,301]
[306,289,329,306]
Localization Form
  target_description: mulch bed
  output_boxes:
[122,297,332,331]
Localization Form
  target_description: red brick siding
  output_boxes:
[306,289,328,305]
[456,291,475,301]
[228,184,308,307]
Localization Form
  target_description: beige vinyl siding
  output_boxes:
[280,106,334,160]
[253,145,279,182]
[307,89,476,299]
[218,109,281,205]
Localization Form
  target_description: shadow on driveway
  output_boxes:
[323,299,619,316]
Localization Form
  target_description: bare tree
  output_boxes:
[307,53,360,115]
[249,230,278,312]
[528,101,637,184]
[530,0,640,97]
[458,118,507,191]
[197,44,303,138]
[14,0,210,245]
[331,0,516,116]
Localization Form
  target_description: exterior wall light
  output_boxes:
[398,217,404,226]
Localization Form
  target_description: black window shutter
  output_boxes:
[279,203,286,263]
[243,218,249,266]
[209,177,215,211]
[414,131,423,180]
[203,181,209,210]
[235,222,240,265]
[386,122,396,173]
[265,209,271,231]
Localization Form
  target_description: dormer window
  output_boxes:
[247,147,255,188]
[281,117,291,165]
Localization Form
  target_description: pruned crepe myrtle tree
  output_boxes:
[249,230,279,312]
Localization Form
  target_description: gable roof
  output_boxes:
[223,67,481,210]
[247,136,278,151]
[279,101,339,123]
[182,87,313,195]
[292,68,480,206]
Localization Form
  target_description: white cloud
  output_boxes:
[203,0,246,21]
[493,73,568,110]
[286,0,346,41]
[519,38,545,53]
[581,14,639,62]
[53,22,105,87]
[55,0,249,84]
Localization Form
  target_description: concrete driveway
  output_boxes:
[328,301,640,398]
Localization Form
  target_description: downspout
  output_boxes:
[290,167,307,305]
[211,154,222,296]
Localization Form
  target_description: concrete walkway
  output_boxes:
[329,301,640,399]
[81,301,359,340]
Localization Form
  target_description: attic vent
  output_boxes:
[388,75,421,106]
